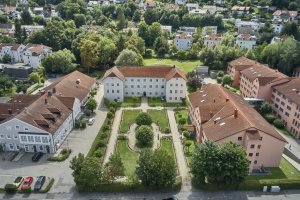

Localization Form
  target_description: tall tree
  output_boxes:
[21,10,33,25]
[115,49,143,66]
[80,39,99,72]
[105,153,125,182]
[14,19,22,43]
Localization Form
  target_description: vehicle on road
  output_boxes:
[13,176,24,188]
[32,152,43,162]
[21,177,33,190]
[34,176,46,190]
[88,118,95,125]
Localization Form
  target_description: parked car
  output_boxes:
[21,177,33,190]
[88,118,95,125]
[13,176,24,188]
[32,152,43,162]
[34,176,46,190]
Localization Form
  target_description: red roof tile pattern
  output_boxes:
[273,10,298,17]
[237,34,256,40]
[204,34,222,40]
[103,66,187,81]
[188,84,286,142]
[273,78,300,105]
[228,57,257,71]
[175,33,192,39]
[26,43,51,54]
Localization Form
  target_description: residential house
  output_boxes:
[293,67,300,77]
[272,10,298,34]
[214,0,225,4]
[271,78,300,138]
[21,25,44,35]
[232,6,251,15]
[161,25,172,33]
[0,71,96,153]
[204,34,222,48]
[271,35,289,44]
[0,24,15,36]
[175,0,186,5]
[186,3,199,11]
[144,1,157,10]
[174,33,193,51]
[202,26,217,36]
[23,44,52,69]
[236,34,257,49]
[235,19,264,36]
[102,66,187,102]
[178,26,197,35]
[189,6,217,15]
[0,43,26,63]
[33,7,43,17]
[188,84,286,171]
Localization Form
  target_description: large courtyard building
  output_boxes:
[0,71,96,153]
[102,66,187,102]
[188,84,286,171]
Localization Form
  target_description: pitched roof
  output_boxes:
[232,6,250,11]
[273,78,300,105]
[273,10,298,17]
[26,44,51,54]
[103,66,187,81]
[240,63,287,85]
[204,34,222,41]
[0,43,21,50]
[42,71,96,103]
[175,33,192,39]
[228,56,257,71]
[189,84,286,142]
[237,34,256,40]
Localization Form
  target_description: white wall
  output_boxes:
[165,78,186,102]
[236,39,256,49]
[174,38,193,51]
[52,113,73,152]
[103,77,124,102]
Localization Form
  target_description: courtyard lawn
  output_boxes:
[174,108,191,126]
[184,139,197,165]
[116,140,139,177]
[144,58,202,73]
[148,110,169,132]
[148,97,185,107]
[120,97,141,107]
[119,110,141,133]
[160,139,176,161]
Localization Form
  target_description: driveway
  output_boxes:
[0,84,107,195]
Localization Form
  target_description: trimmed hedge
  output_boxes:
[5,184,17,193]
[274,119,284,129]
[264,114,276,123]
[36,178,55,193]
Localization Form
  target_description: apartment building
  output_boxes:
[227,57,256,87]
[0,43,26,63]
[188,84,286,171]
[102,66,187,102]
[239,63,287,101]
[23,44,52,69]
[0,71,96,153]
[231,6,251,15]
[178,26,197,35]
[202,26,217,36]
[204,34,222,48]
[271,78,300,138]
[174,33,193,50]
[272,10,298,34]
[236,34,257,49]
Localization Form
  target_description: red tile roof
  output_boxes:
[175,33,192,39]
[273,10,298,17]
[188,84,286,142]
[103,66,187,81]
[237,34,256,40]
[273,78,300,105]
[204,34,222,41]
[228,57,257,71]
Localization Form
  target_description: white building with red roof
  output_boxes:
[0,43,26,63]
[23,44,52,68]
[236,34,257,49]
[204,34,222,48]
[174,33,193,50]
[102,66,187,102]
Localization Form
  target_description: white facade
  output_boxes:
[175,0,186,5]
[272,21,284,34]
[178,27,197,35]
[204,35,222,48]
[186,3,199,11]
[202,26,217,36]
[174,34,193,51]
[0,44,26,63]
[236,35,256,49]
[23,46,52,69]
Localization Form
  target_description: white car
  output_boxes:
[88,118,95,125]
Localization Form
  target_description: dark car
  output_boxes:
[34,176,46,190]
[32,152,43,162]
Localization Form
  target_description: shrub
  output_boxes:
[5,184,17,193]
[107,112,113,119]
[109,107,116,113]
[217,71,224,77]
[21,186,32,193]
[273,119,284,129]
[80,122,86,129]
[110,101,118,108]
[100,132,109,139]
[84,109,92,117]
[260,102,272,115]
[96,140,106,148]
[75,120,81,129]
[135,125,154,146]
[164,127,171,133]
[136,113,152,126]
[93,148,103,158]
[217,77,222,84]
[178,118,187,125]
[183,131,191,138]
[61,148,68,155]
[102,124,110,132]
[222,75,232,85]
[178,114,182,118]
[264,114,276,123]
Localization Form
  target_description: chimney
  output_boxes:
[226,98,229,102]
[45,99,48,104]
[8,109,12,115]
[52,87,56,94]
[234,109,238,118]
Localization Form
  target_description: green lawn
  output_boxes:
[119,110,141,133]
[144,58,202,73]
[148,110,169,132]
[246,158,300,181]
[148,97,185,107]
[160,139,175,161]
[120,97,141,107]
[184,139,197,165]
[116,140,140,177]
[174,108,191,126]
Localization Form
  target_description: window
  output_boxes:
[169,97,172,100]
[117,83,119,86]
[111,83,114,86]
[28,136,34,142]
[143,79,146,82]
[39,146,43,151]
[20,135,27,142]
[42,137,48,143]
[137,79,140,82]
[250,144,255,148]
[254,160,257,164]
[112,90,114,93]
[131,85,134,88]
[256,153,259,156]
[6,135,11,139]
[24,127,29,131]
[249,153,253,157]
[170,90,172,93]
[150,79,152,82]
[143,85,146,88]
[156,79,158,82]
[35,136,41,143]
[258,145,261,149]
[131,79,134,82]
[161,85,164,88]
[107,90,109,93]
[117,90,119,93]
[149,85,152,88]
[238,137,242,141]
[137,85,140,88]
[16,145,20,150]
[125,85,128,88]
[15,126,20,130]
[14,135,18,140]
[9,144,14,150]
[0,135,4,139]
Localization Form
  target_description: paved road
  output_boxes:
[0,85,107,195]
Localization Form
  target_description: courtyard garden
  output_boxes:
[148,97,186,107]
[120,97,141,107]
[119,110,141,133]
[148,109,170,133]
